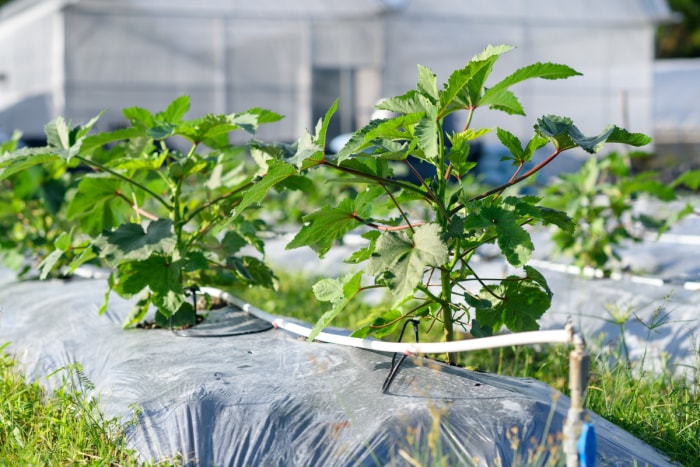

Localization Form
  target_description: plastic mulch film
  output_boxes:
[0,272,675,466]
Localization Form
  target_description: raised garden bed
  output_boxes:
[0,271,675,466]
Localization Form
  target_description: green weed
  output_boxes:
[0,343,178,466]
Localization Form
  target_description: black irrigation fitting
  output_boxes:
[381,318,420,394]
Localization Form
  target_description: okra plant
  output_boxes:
[0,132,74,275]
[542,151,694,273]
[0,96,282,328]
[247,45,652,362]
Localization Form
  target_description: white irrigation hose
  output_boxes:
[209,288,576,355]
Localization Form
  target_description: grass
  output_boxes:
[230,269,700,466]
[0,343,176,466]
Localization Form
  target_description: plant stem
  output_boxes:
[471,149,563,202]
[183,181,252,225]
[114,192,158,221]
[74,155,172,211]
[440,267,457,365]
[381,184,416,234]
[321,160,431,202]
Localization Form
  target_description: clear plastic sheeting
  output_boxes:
[0,273,674,466]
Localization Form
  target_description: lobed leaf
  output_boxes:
[481,62,581,114]
[497,128,524,160]
[414,115,439,163]
[417,65,439,102]
[476,271,551,332]
[93,219,176,267]
[535,115,652,154]
[287,186,382,257]
[65,175,127,236]
[309,271,364,341]
[158,95,190,124]
[439,44,514,114]
[366,223,448,304]
[375,90,430,115]
[0,148,62,180]
[113,257,186,316]
[233,160,296,217]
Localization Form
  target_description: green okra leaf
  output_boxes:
[287,186,383,257]
[93,219,176,267]
[535,115,652,153]
[366,223,448,304]
[309,271,364,342]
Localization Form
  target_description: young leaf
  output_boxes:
[233,160,296,218]
[230,107,284,135]
[38,249,64,280]
[471,44,515,62]
[345,231,381,264]
[474,204,534,266]
[80,128,148,155]
[533,206,575,233]
[439,59,494,113]
[366,223,448,303]
[523,133,550,162]
[45,117,71,150]
[672,168,700,190]
[309,271,364,341]
[176,114,238,144]
[335,122,380,163]
[621,175,676,201]
[67,243,98,275]
[287,186,382,257]
[316,98,339,148]
[417,65,439,102]
[0,147,62,180]
[481,62,581,114]
[286,131,324,169]
[603,126,653,147]
[122,293,152,327]
[375,90,431,115]
[414,115,439,163]
[496,128,524,161]
[158,95,190,124]
[123,106,155,130]
[235,256,276,289]
[439,44,514,114]
[146,124,176,140]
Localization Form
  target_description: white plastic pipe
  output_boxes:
[211,289,575,355]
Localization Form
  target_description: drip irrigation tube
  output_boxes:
[209,289,578,355]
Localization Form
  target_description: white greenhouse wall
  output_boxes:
[0,0,672,149]
[0,0,65,137]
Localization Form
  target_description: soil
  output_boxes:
[134,292,229,330]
